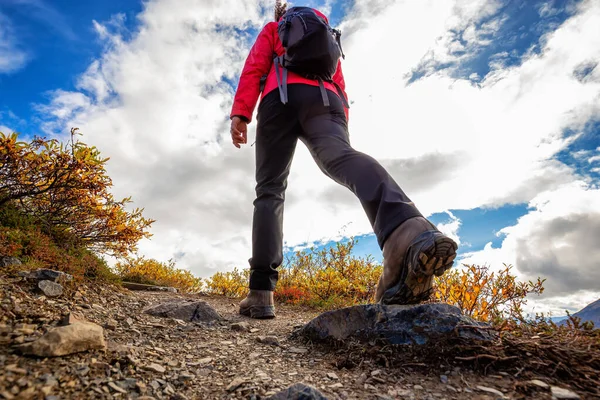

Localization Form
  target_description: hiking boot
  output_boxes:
[375,216,457,304]
[239,290,276,319]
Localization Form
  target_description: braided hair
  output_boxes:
[274,0,287,21]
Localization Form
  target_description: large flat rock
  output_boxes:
[268,383,328,400]
[297,303,495,345]
[16,321,106,357]
[144,300,221,323]
[1,256,22,267]
[19,268,73,283]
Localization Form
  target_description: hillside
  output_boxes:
[570,298,600,326]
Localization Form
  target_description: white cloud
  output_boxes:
[435,211,462,246]
[37,0,274,277]
[343,0,600,214]
[0,12,30,74]
[0,125,13,134]
[528,290,600,316]
[35,0,600,318]
[460,182,600,312]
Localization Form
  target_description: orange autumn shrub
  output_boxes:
[434,264,545,323]
[115,256,203,293]
[0,129,154,257]
[203,238,381,309]
[201,238,382,308]
[273,286,309,305]
[204,267,249,297]
[278,238,383,309]
[0,203,118,282]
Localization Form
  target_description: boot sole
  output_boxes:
[380,231,457,305]
[239,305,276,319]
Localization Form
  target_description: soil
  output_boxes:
[0,272,595,400]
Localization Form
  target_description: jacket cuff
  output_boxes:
[231,114,250,123]
[230,105,252,124]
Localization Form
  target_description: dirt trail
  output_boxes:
[0,274,585,399]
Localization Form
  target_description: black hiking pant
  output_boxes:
[249,85,423,291]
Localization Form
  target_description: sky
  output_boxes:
[1,0,599,317]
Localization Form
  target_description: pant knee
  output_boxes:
[317,147,362,173]
[255,182,286,203]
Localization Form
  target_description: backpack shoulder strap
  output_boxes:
[274,56,289,104]
[280,16,293,47]
[318,79,330,107]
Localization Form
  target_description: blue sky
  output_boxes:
[284,204,532,264]
[1,0,599,315]
[0,0,144,133]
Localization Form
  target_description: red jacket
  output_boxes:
[230,9,349,123]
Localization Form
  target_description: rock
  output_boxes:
[38,280,63,297]
[551,386,580,399]
[76,365,90,377]
[355,373,367,385]
[476,385,506,398]
[257,336,280,346]
[149,380,161,390]
[105,319,118,331]
[226,377,247,392]
[144,301,221,323]
[145,363,166,374]
[231,322,250,332]
[14,324,36,335]
[268,383,328,400]
[1,256,21,267]
[5,365,27,374]
[288,347,308,354]
[164,384,175,395]
[122,281,178,293]
[529,380,549,389]
[326,372,339,380]
[107,382,127,394]
[178,372,195,381]
[58,313,84,327]
[296,303,495,345]
[16,321,106,357]
[38,374,58,390]
[21,269,73,283]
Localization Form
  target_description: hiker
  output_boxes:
[229,2,458,319]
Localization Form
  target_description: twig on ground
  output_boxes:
[455,355,518,362]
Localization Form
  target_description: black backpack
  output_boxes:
[273,6,349,108]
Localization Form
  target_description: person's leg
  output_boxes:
[291,84,420,247]
[289,84,457,304]
[240,91,300,318]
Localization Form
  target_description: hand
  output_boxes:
[230,116,248,148]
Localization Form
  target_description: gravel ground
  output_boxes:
[0,272,586,399]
